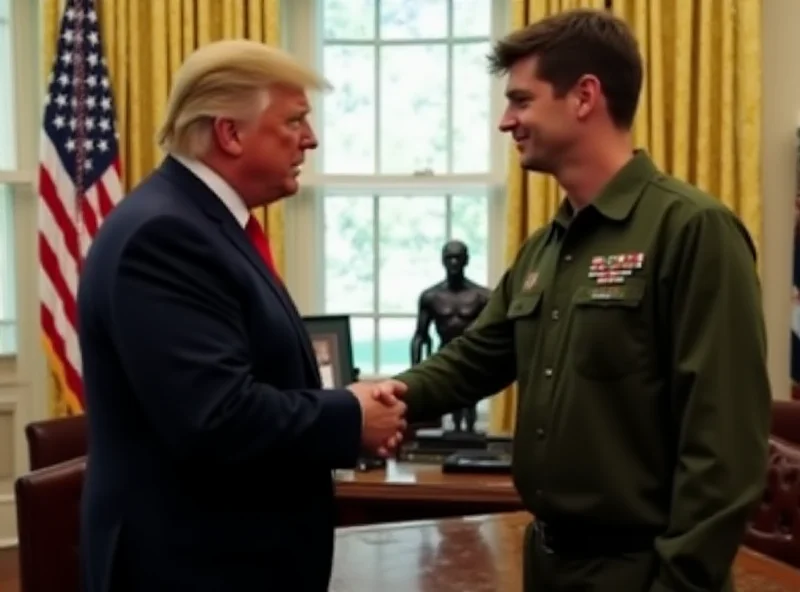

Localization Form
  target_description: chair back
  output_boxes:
[15,456,86,592]
[772,400,800,447]
[25,415,87,470]
[744,437,800,567]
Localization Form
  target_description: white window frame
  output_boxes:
[0,0,39,371]
[282,0,511,429]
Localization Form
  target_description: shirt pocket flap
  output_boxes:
[507,291,544,319]
[572,278,646,309]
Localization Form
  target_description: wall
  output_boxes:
[761,0,800,402]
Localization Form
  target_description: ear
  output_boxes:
[572,74,601,121]
[211,117,245,157]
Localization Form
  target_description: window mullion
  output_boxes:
[445,193,453,241]
[372,193,380,374]
[373,0,381,176]
[446,0,454,174]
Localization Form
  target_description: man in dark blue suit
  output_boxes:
[77,40,407,591]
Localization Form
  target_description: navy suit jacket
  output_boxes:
[77,157,363,591]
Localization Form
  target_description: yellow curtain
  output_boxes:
[43,0,283,417]
[489,0,761,434]
[611,0,762,256]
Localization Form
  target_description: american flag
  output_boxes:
[38,0,122,415]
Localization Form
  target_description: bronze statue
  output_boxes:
[411,240,490,433]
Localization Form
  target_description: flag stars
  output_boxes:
[52,115,66,129]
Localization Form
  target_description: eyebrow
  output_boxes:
[505,89,533,101]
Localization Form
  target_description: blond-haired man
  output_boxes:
[77,40,405,591]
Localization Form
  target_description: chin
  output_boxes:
[520,154,551,173]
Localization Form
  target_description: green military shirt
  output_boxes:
[394,150,771,592]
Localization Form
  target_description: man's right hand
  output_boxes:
[348,382,407,457]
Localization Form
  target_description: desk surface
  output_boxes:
[335,460,520,504]
[330,512,800,592]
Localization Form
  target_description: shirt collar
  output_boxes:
[553,149,660,229]
[172,154,250,228]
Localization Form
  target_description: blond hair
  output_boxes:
[156,39,330,158]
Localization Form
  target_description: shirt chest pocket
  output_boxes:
[506,290,544,356]
[570,279,650,381]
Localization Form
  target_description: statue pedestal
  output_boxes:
[440,429,486,445]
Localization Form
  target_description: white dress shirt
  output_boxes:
[173,154,250,228]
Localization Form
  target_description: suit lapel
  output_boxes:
[218,218,319,375]
[158,157,320,380]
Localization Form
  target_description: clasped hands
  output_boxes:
[348,379,409,457]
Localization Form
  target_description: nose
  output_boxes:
[302,124,319,150]
[498,109,517,134]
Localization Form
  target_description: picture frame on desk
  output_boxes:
[302,314,355,388]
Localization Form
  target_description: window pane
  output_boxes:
[452,42,491,173]
[322,45,376,174]
[324,196,374,313]
[0,20,16,170]
[452,0,493,37]
[380,45,447,174]
[0,184,16,355]
[323,0,375,40]
[378,196,446,314]
[450,194,489,286]
[380,0,447,40]
[378,317,415,375]
[351,317,375,376]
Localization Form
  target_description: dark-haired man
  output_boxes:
[375,8,770,592]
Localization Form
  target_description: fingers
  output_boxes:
[373,429,405,458]
[370,380,408,404]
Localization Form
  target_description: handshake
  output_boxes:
[348,379,409,457]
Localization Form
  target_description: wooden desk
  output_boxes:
[335,460,523,527]
[331,512,800,592]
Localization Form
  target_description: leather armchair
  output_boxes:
[15,456,86,592]
[744,437,800,567]
[771,400,800,446]
[25,414,87,470]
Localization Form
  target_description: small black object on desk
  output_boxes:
[442,449,512,474]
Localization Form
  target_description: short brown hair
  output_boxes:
[488,9,642,129]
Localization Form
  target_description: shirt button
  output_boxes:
[551,309,559,321]
[536,428,545,439]
[564,254,573,262]
[544,368,553,378]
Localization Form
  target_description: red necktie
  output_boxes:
[245,215,280,279]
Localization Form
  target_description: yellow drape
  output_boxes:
[43,0,283,417]
[611,0,762,256]
[489,0,761,434]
